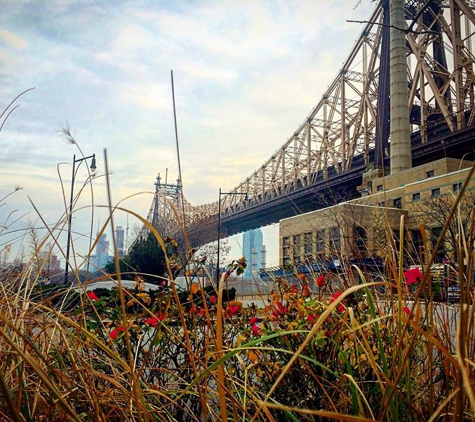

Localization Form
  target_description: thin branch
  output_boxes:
[347,19,438,35]
[348,0,436,36]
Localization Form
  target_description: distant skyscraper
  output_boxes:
[115,226,125,257]
[97,233,109,255]
[92,233,110,269]
[243,229,264,279]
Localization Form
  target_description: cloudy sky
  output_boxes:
[0,0,375,268]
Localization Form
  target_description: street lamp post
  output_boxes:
[64,153,97,284]
[216,188,247,284]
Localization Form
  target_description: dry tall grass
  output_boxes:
[1,154,474,421]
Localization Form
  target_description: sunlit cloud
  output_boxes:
[118,82,172,111]
[0,29,28,50]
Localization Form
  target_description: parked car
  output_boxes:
[447,286,461,303]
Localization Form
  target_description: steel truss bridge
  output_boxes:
[147,0,475,248]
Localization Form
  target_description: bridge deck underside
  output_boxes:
[203,127,475,244]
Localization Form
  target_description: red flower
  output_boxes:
[404,267,423,285]
[144,314,165,327]
[87,291,100,301]
[403,306,411,315]
[250,317,258,325]
[330,291,342,302]
[210,295,217,304]
[251,325,261,336]
[330,291,345,313]
[317,274,325,288]
[110,326,126,340]
[144,317,158,327]
[307,313,318,323]
[228,305,240,316]
[273,301,289,317]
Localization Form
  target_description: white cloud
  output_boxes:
[0,29,28,50]
[117,82,172,110]
[0,0,379,265]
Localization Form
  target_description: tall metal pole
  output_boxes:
[64,155,76,284]
[216,188,222,284]
[171,71,188,242]
[64,154,96,284]
[390,0,412,174]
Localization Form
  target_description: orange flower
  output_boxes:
[190,283,199,295]
[137,292,151,306]
[247,350,259,364]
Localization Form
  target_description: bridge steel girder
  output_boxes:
[148,0,475,247]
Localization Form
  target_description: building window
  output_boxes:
[354,226,367,253]
[329,227,340,254]
[377,185,383,192]
[293,235,301,262]
[432,188,441,197]
[304,232,313,258]
[431,226,445,262]
[427,170,434,178]
[411,229,423,258]
[316,229,325,253]
[393,197,402,208]
[453,182,462,192]
[431,227,442,247]
[412,192,420,201]
[282,237,290,260]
